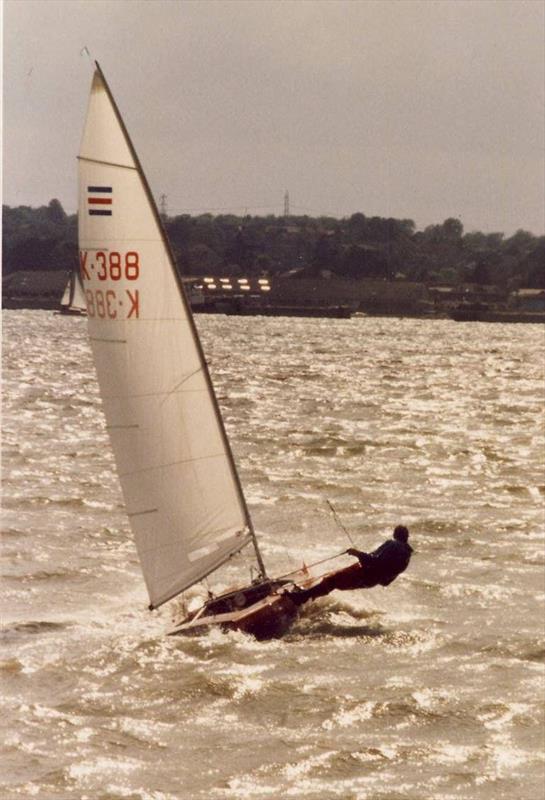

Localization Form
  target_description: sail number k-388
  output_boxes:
[80,250,140,281]
[80,250,140,319]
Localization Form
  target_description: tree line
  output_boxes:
[3,200,544,289]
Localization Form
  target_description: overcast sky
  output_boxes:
[3,0,544,235]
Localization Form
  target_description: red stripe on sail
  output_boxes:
[88,198,113,205]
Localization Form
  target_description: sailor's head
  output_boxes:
[393,525,409,543]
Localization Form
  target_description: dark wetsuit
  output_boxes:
[290,537,413,604]
[355,538,413,586]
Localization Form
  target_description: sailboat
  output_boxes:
[59,267,87,315]
[78,63,354,639]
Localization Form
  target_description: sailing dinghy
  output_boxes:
[59,267,87,315]
[78,63,353,639]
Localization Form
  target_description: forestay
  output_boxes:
[78,65,253,608]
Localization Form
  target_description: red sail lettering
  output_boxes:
[105,290,117,319]
[79,251,90,281]
[126,290,139,319]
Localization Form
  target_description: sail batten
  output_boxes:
[78,64,262,608]
[118,452,228,478]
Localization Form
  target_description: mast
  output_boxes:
[68,271,75,307]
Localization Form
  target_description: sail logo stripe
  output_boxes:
[87,185,113,216]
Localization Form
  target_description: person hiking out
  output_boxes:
[289,525,413,605]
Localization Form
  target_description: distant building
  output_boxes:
[2,269,69,309]
[511,289,545,312]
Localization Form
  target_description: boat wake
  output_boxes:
[287,596,387,640]
[290,618,388,640]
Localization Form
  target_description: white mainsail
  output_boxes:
[78,64,259,608]
[60,279,71,307]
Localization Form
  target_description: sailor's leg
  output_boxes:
[289,564,379,605]
[288,575,338,605]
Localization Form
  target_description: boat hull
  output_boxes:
[56,308,87,317]
[169,591,299,640]
[169,554,354,640]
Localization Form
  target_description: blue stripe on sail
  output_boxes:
[88,186,112,192]
[89,210,113,216]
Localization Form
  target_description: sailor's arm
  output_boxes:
[346,548,375,567]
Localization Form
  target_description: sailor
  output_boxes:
[347,525,413,586]
[289,525,413,605]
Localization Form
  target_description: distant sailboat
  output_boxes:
[78,63,352,639]
[59,268,87,315]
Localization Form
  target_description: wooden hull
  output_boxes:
[55,308,87,317]
[169,554,354,640]
[169,591,300,640]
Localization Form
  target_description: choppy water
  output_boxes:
[2,309,544,800]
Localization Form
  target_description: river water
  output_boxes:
[2,309,544,800]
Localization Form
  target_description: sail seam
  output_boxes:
[106,424,139,430]
[165,367,203,397]
[139,528,248,552]
[78,156,138,170]
[118,451,226,478]
[102,387,207,400]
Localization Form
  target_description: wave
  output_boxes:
[521,646,545,663]
[480,640,545,663]
[1,495,87,510]
[5,568,82,582]
[290,618,387,640]
[0,526,28,538]
[1,620,75,637]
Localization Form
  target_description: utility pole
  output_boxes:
[159,193,168,221]
[284,190,290,218]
